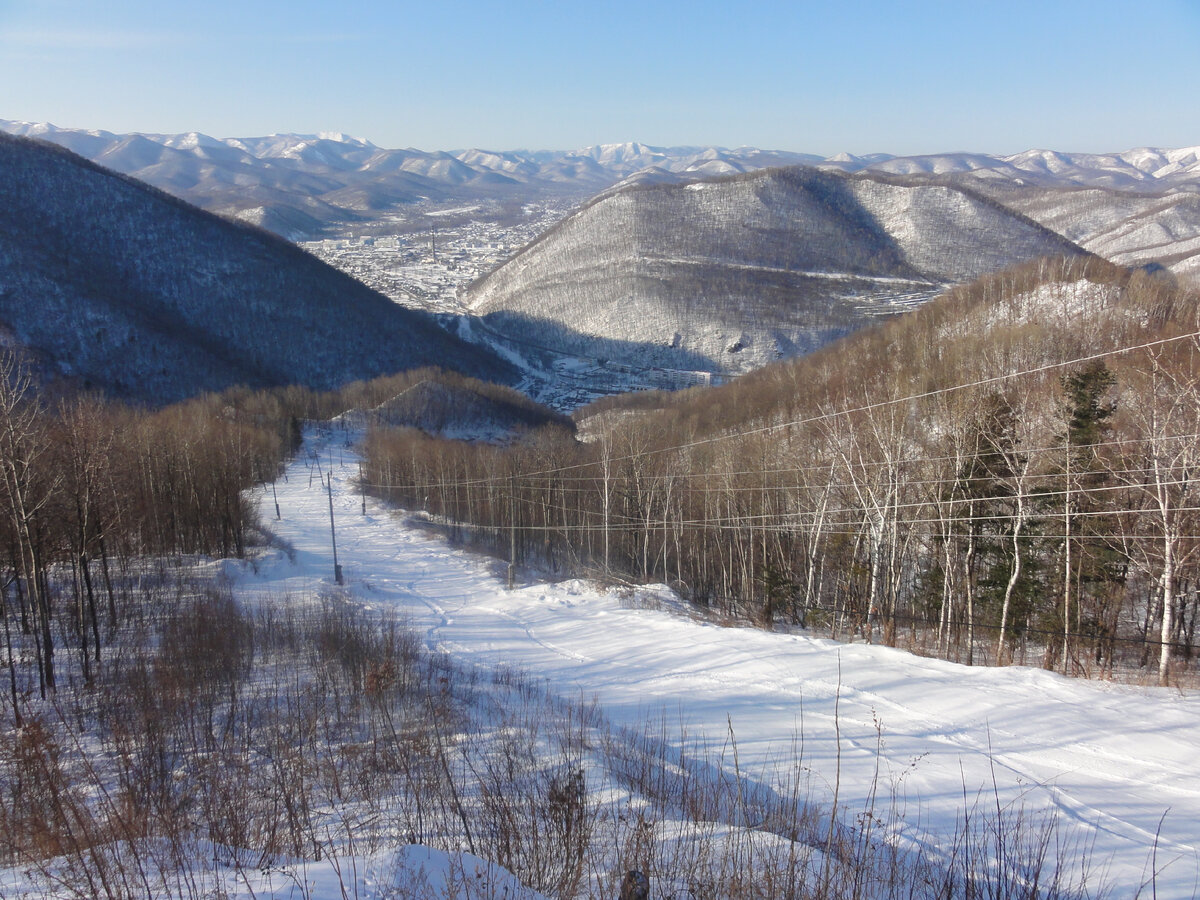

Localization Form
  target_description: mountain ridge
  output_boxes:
[12,119,1196,239]
[466,166,1087,375]
[0,132,513,403]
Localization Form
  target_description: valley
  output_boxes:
[299,198,574,315]
[7,119,1199,411]
[2,120,1200,899]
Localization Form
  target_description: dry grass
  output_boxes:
[0,565,1115,899]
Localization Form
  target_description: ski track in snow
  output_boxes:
[239,430,1200,897]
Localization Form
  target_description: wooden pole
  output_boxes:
[508,476,516,589]
[327,473,343,585]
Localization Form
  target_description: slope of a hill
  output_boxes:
[244,427,1200,898]
[0,133,512,404]
[466,167,1086,374]
[986,186,1200,283]
[338,370,572,442]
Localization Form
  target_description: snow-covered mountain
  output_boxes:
[969,184,1200,282]
[0,121,822,238]
[5,120,1197,279]
[466,167,1085,375]
[823,145,1200,189]
[830,148,1200,281]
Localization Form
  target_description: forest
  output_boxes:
[1,255,1196,897]
[366,256,1200,685]
[1,356,1108,900]
[0,359,556,712]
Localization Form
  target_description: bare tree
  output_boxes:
[0,351,60,695]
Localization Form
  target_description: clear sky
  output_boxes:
[1,0,1197,156]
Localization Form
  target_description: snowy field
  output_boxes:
[238,428,1200,898]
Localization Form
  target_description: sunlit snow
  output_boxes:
[231,428,1200,898]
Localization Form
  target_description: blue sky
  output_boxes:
[1,0,1197,155]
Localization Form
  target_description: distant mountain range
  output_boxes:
[827,146,1200,189]
[3,120,1198,408]
[466,167,1086,375]
[4,121,1195,260]
[6,120,1197,279]
[0,132,511,404]
[0,122,830,238]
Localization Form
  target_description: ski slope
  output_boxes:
[241,429,1200,898]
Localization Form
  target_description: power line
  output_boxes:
[359,460,1200,515]
[359,430,1200,490]
[371,329,1200,489]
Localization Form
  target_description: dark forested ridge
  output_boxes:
[0,133,513,404]
[467,166,1087,375]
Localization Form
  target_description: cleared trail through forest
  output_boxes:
[241,428,1200,898]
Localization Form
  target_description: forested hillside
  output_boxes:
[996,185,1200,283]
[0,133,512,404]
[467,167,1085,375]
[371,256,1200,683]
[0,356,557,702]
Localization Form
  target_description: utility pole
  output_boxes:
[1062,436,1071,676]
[327,472,343,585]
[271,480,281,520]
[508,475,516,589]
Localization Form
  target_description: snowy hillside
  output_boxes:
[996,187,1200,283]
[466,168,1084,375]
[237,428,1200,898]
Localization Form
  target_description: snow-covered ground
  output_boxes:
[0,843,548,900]
[241,429,1200,898]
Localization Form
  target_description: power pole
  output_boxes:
[508,475,516,589]
[327,473,343,585]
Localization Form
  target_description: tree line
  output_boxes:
[0,353,299,706]
[0,354,555,712]
[364,256,1200,684]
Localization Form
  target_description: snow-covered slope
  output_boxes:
[466,168,1084,374]
[834,148,1200,282]
[995,187,1200,282]
[239,429,1200,898]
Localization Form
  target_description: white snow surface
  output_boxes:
[237,429,1200,898]
[0,843,546,900]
